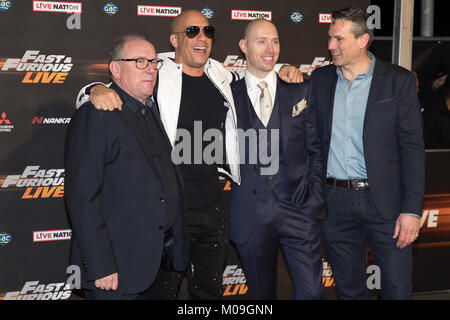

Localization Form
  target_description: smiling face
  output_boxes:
[327,19,369,68]
[170,10,213,76]
[239,19,280,79]
[110,38,157,103]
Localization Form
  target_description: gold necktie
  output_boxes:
[257,81,273,127]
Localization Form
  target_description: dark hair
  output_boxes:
[108,34,149,80]
[108,34,149,63]
[332,6,373,48]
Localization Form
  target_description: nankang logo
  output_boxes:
[103,2,118,16]
[201,7,214,19]
[32,116,71,125]
[290,11,303,24]
[0,1,12,12]
[0,232,12,246]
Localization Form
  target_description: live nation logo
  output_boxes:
[137,5,181,17]
[33,229,72,242]
[33,1,82,13]
[231,9,272,21]
[319,13,332,23]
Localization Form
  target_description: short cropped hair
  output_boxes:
[242,18,277,40]
[332,6,373,48]
[108,34,149,80]
[108,34,149,63]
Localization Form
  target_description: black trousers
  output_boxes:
[168,204,228,299]
[83,268,179,300]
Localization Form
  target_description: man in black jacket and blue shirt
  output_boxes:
[310,7,425,299]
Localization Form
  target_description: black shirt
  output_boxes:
[176,72,227,210]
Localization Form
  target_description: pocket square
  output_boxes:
[292,98,307,117]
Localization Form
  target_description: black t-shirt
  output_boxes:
[176,72,227,210]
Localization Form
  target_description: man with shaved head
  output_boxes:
[229,19,326,299]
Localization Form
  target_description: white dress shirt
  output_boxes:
[244,70,277,121]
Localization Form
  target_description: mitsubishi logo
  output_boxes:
[0,112,11,125]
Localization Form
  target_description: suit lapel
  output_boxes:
[233,79,255,132]
[276,79,291,155]
[327,70,338,139]
[364,59,385,131]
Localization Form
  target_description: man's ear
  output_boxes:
[359,33,370,49]
[170,33,178,49]
[239,39,247,55]
[109,61,120,80]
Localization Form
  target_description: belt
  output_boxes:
[326,178,370,190]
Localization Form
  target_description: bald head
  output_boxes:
[169,9,213,76]
[243,19,277,40]
[171,9,209,34]
[239,19,280,79]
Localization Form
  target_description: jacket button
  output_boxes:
[252,189,257,194]
[159,197,165,203]
[158,225,164,230]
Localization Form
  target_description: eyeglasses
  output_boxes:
[114,58,163,70]
[173,25,215,39]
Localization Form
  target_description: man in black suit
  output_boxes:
[230,19,327,299]
[310,7,425,299]
[64,34,188,300]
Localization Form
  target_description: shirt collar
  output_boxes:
[336,51,376,80]
[245,70,277,92]
[110,82,154,114]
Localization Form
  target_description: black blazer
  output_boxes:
[64,86,188,294]
[229,77,327,244]
[310,57,425,219]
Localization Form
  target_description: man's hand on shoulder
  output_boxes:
[91,85,123,111]
[279,65,304,83]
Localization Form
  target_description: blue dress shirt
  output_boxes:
[327,52,376,180]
